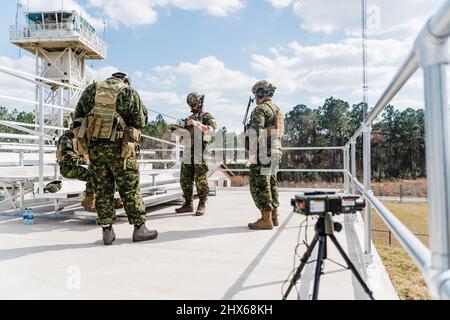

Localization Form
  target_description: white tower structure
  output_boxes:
[9,9,107,129]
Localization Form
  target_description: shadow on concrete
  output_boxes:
[222,211,296,300]
[0,242,103,263]
[149,212,196,220]
[151,226,254,244]
[0,226,254,263]
[0,217,100,236]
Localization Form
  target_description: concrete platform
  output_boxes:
[0,190,398,300]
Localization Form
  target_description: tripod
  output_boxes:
[283,213,375,300]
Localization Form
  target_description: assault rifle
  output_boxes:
[243,96,255,130]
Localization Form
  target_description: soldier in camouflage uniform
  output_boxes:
[57,128,96,212]
[246,80,285,230]
[75,72,158,245]
[174,92,217,216]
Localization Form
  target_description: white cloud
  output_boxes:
[284,0,445,36]
[26,0,243,28]
[88,0,243,27]
[266,0,295,8]
[250,37,425,112]
[134,56,257,130]
[87,0,158,27]
[162,0,243,17]
[0,56,36,111]
[140,90,182,107]
[89,65,119,81]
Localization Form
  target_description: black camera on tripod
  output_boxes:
[291,192,366,216]
[283,191,374,300]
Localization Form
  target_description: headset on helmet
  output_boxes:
[252,80,277,98]
[112,72,131,85]
[187,92,205,108]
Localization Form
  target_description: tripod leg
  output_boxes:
[312,235,327,300]
[283,235,319,300]
[328,234,375,300]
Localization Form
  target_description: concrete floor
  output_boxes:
[0,190,397,300]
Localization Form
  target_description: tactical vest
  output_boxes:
[56,129,89,163]
[89,80,128,142]
[263,101,285,137]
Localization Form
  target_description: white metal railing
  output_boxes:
[210,147,348,182]
[343,0,450,300]
[10,24,107,58]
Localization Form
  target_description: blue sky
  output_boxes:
[0,0,446,130]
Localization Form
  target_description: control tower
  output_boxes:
[9,9,107,128]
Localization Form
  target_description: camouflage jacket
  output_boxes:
[186,111,217,144]
[57,130,87,166]
[248,99,282,157]
[75,77,148,133]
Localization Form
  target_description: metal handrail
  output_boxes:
[0,65,82,91]
[344,0,450,299]
[212,146,345,152]
[350,174,430,271]
[142,134,183,147]
[10,24,107,58]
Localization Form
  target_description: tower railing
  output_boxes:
[344,0,450,300]
[9,24,107,58]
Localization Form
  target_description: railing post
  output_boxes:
[363,124,373,261]
[344,146,350,194]
[351,140,357,194]
[416,19,450,299]
[58,87,64,137]
[19,152,24,166]
[38,85,45,196]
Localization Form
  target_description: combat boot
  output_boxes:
[248,211,274,230]
[175,200,194,214]
[102,225,116,246]
[272,208,279,227]
[196,200,206,216]
[133,223,158,243]
[81,194,96,212]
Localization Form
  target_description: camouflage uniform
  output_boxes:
[248,99,282,211]
[75,77,148,226]
[57,130,95,197]
[180,112,217,203]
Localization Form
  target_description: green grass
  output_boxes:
[371,202,430,300]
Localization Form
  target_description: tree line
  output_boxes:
[278,97,425,182]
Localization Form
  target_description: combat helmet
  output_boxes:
[187,92,205,108]
[112,72,131,85]
[252,80,277,98]
[45,181,62,193]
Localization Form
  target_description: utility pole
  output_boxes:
[361,0,369,118]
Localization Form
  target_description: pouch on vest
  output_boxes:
[56,149,62,162]
[121,127,142,171]
[90,81,128,141]
[264,101,285,138]
[73,126,89,159]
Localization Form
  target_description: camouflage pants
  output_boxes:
[89,143,146,226]
[60,161,95,196]
[249,164,280,211]
[180,163,209,202]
